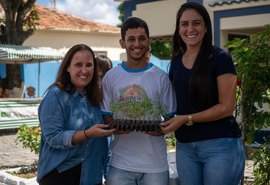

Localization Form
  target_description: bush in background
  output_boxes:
[16,124,40,154]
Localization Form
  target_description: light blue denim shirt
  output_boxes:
[37,86,108,185]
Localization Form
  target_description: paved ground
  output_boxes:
[0,130,253,185]
[0,130,38,169]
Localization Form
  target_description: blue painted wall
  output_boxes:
[23,60,125,97]
[23,61,61,97]
[123,0,159,20]
[1,56,169,98]
[0,64,6,78]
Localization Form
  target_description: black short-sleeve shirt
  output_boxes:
[169,48,241,143]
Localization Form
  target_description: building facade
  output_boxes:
[115,0,270,48]
[24,4,124,61]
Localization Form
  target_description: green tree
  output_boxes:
[150,40,172,59]
[226,25,270,184]
[0,0,39,95]
[117,2,124,28]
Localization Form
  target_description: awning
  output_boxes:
[0,98,41,130]
[0,44,66,64]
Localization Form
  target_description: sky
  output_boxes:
[36,0,121,26]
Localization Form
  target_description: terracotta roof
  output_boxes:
[209,0,259,7]
[34,4,120,33]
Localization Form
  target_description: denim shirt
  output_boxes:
[37,86,108,185]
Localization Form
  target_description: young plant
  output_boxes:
[16,124,40,154]
[110,95,167,120]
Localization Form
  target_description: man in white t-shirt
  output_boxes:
[101,17,176,185]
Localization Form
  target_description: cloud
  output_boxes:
[55,0,121,26]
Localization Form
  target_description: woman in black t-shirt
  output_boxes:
[161,2,245,185]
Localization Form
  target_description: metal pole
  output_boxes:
[38,62,40,97]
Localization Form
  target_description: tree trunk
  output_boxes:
[0,0,37,98]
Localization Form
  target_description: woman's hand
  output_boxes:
[160,115,187,134]
[85,124,116,138]
[72,124,116,144]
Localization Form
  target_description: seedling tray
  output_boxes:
[109,119,161,132]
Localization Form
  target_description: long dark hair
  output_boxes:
[172,2,215,112]
[50,44,102,106]
[96,55,113,79]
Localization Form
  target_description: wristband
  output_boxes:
[84,129,89,139]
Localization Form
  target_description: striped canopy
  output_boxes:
[0,98,41,130]
[0,44,66,64]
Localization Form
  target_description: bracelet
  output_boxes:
[84,129,89,139]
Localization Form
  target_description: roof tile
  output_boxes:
[35,4,120,33]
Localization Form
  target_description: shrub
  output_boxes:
[252,141,270,185]
[16,124,40,154]
[226,25,270,184]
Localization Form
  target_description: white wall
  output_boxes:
[132,0,185,37]
[24,30,125,61]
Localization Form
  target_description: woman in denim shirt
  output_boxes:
[37,44,115,185]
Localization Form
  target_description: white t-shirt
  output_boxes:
[101,62,176,173]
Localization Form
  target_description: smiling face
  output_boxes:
[120,27,150,65]
[67,50,94,92]
[179,8,207,49]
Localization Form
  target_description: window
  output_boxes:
[94,51,107,56]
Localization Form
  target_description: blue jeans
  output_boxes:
[176,138,245,185]
[106,166,169,185]
[104,135,114,181]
